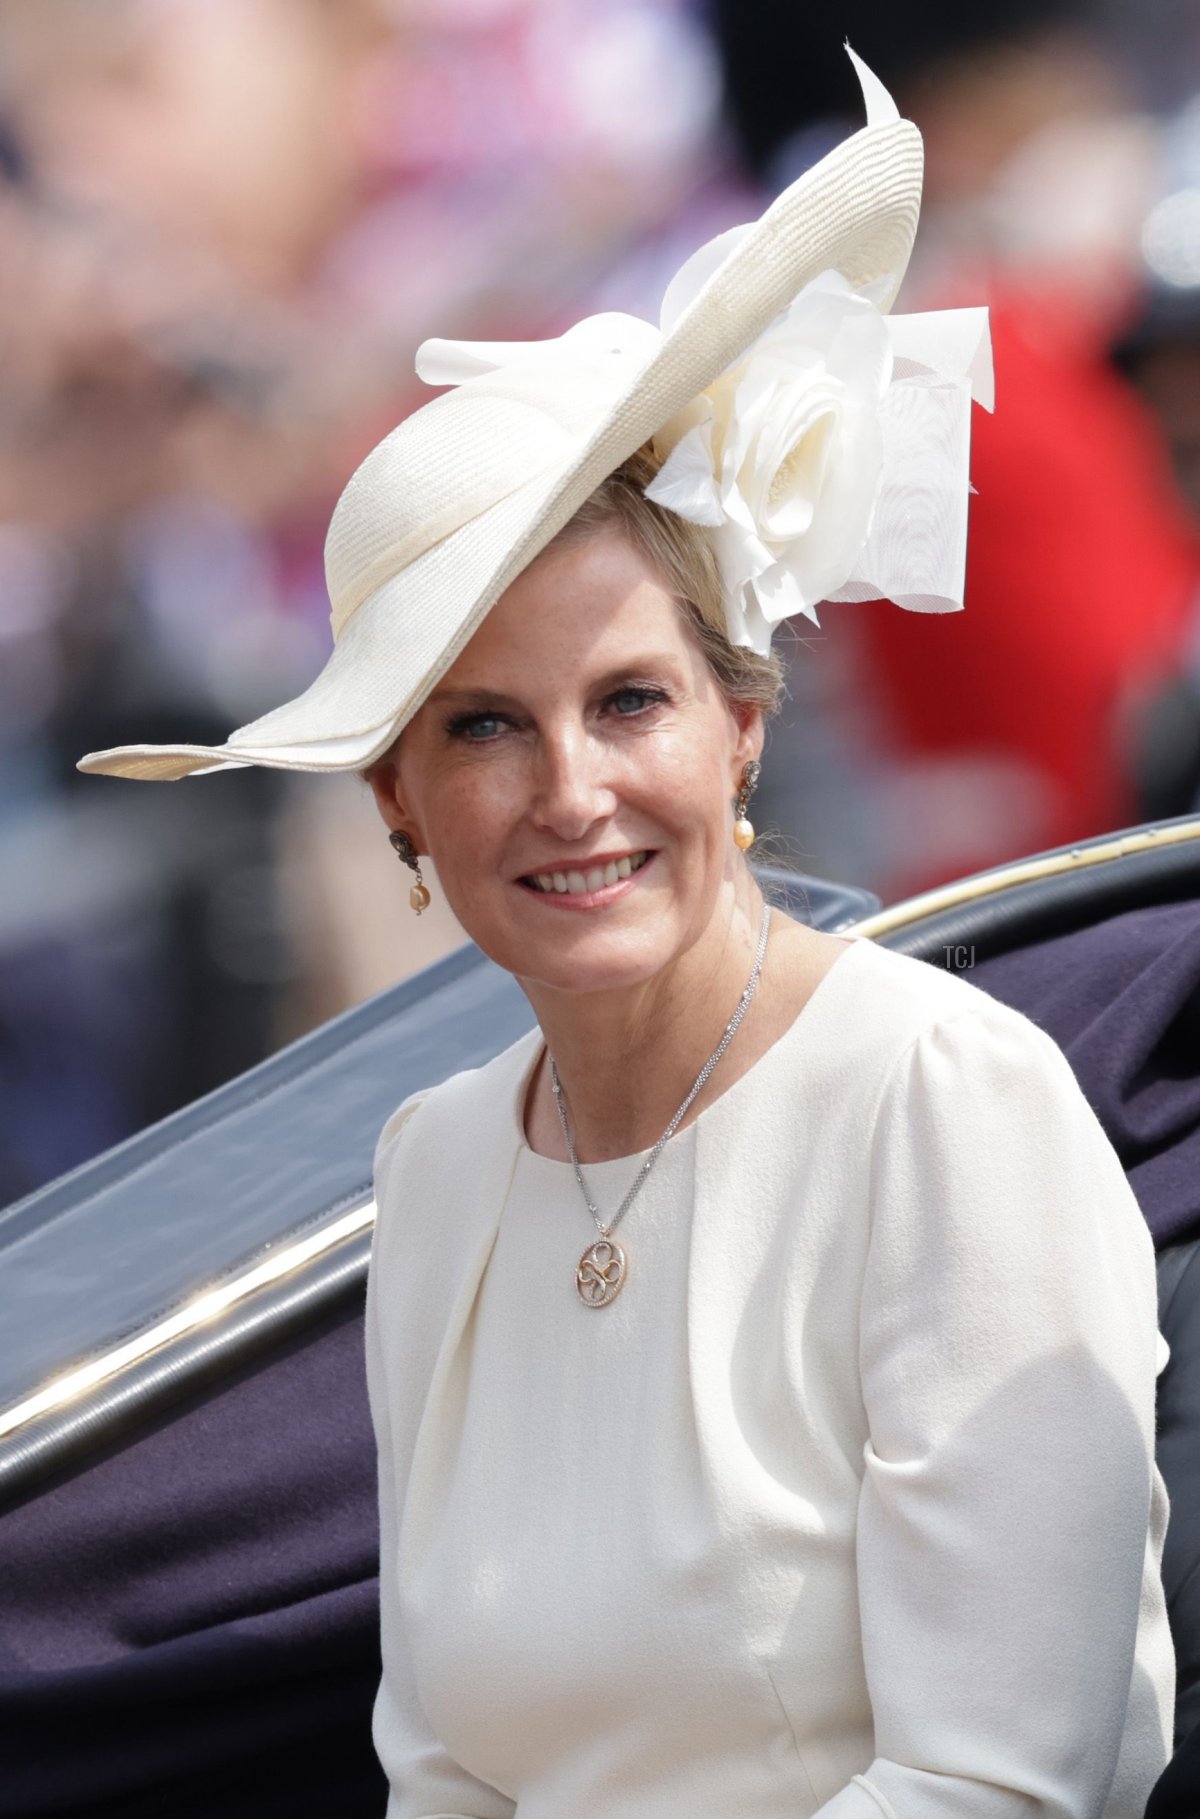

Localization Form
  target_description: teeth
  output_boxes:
[526,852,649,893]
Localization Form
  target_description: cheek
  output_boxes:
[633,734,733,834]
[418,762,526,887]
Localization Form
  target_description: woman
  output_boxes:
[79,51,1173,1819]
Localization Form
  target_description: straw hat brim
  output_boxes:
[79,109,923,783]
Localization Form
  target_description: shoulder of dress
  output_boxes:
[833,939,1055,1076]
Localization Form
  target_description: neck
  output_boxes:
[521,881,769,1162]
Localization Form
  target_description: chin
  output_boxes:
[528,947,676,998]
[483,910,687,999]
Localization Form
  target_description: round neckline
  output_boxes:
[511,931,876,1170]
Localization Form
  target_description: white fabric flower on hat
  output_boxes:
[646,270,894,650]
[645,241,994,654]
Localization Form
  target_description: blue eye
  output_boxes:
[610,686,665,716]
[447,712,506,742]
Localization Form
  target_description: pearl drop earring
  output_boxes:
[733,759,761,851]
[389,831,431,914]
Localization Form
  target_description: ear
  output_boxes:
[364,757,424,851]
[728,700,765,793]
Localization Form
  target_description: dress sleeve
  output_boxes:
[365,1098,517,1819]
[815,1001,1170,1819]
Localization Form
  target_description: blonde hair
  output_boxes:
[548,445,784,719]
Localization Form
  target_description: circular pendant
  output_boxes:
[576,1237,627,1308]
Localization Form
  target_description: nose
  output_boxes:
[530,722,618,844]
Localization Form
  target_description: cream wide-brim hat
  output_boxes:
[79,52,922,783]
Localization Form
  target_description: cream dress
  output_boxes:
[364,934,1174,1819]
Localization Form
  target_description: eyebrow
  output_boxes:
[427,686,523,714]
[428,660,683,712]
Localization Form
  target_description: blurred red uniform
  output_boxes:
[858,294,1200,899]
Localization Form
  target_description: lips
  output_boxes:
[521,851,651,896]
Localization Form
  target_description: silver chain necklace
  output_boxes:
[550,899,772,1308]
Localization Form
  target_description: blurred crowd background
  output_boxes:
[1,0,1199,1204]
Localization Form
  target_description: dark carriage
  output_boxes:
[2,815,1199,1818]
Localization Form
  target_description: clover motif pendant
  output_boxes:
[576,1237,627,1308]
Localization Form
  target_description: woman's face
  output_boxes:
[369,527,763,999]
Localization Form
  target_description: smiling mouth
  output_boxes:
[520,851,652,895]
